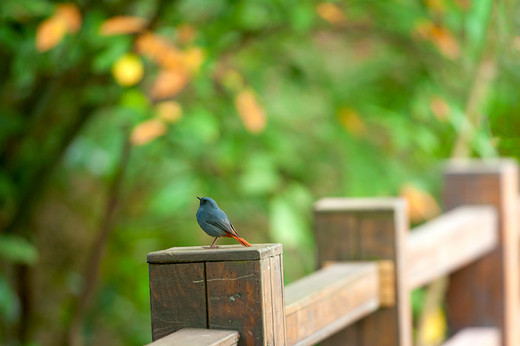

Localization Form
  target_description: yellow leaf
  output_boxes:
[235,88,266,134]
[149,69,189,100]
[181,47,204,73]
[419,307,446,345]
[36,16,67,52]
[131,119,167,145]
[112,54,144,87]
[156,101,182,123]
[316,2,346,25]
[56,4,81,33]
[100,16,147,36]
[338,108,366,137]
[425,0,446,14]
[400,183,440,223]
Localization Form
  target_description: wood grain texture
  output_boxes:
[314,197,412,346]
[147,243,282,263]
[443,160,519,346]
[146,328,239,346]
[407,206,497,289]
[149,263,207,340]
[270,254,286,343]
[205,255,286,346]
[148,244,285,345]
[441,327,500,346]
[285,263,379,346]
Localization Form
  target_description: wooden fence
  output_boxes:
[146,159,519,346]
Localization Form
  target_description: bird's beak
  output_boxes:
[197,196,201,200]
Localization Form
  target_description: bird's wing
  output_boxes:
[207,217,240,237]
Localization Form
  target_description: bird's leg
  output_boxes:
[203,237,220,249]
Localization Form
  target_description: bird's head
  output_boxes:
[197,196,218,208]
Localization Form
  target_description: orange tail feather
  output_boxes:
[229,234,252,247]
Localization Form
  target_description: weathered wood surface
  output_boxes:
[442,327,500,346]
[146,328,239,346]
[314,197,412,346]
[407,206,497,289]
[147,243,283,263]
[148,243,285,345]
[285,263,379,346]
[149,263,207,340]
[443,160,519,346]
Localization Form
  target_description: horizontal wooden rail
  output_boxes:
[441,327,500,346]
[407,206,497,289]
[284,262,380,346]
[146,328,239,346]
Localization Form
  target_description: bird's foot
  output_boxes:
[202,245,220,249]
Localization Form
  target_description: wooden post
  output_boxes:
[147,244,286,345]
[313,198,412,346]
[443,159,519,346]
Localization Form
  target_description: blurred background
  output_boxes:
[1,0,519,345]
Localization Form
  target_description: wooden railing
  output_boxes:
[146,159,519,346]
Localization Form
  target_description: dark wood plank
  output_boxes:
[147,243,282,263]
[443,160,519,346]
[149,263,207,340]
[285,263,379,346]
[146,328,239,346]
[441,327,500,346]
[205,259,285,345]
[407,206,497,289]
[314,197,412,346]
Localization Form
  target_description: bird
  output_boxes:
[196,197,252,248]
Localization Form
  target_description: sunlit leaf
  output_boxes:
[269,196,308,246]
[136,32,181,67]
[131,119,167,145]
[182,47,204,73]
[235,88,266,134]
[338,107,366,137]
[100,16,147,36]
[150,69,189,100]
[176,24,197,45]
[419,307,447,344]
[135,32,166,56]
[413,21,460,59]
[429,96,450,121]
[112,53,144,87]
[155,101,182,123]
[430,26,460,59]
[56,3,81,33]
[316,2,345,26]
[36,16,67,52]
[400,183,440,223]
[425,0,446,14]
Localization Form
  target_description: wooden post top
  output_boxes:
[147,243,283,264]
[314,197,405,212]
[444,158,517,174]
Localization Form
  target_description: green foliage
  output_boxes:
[0,0,518,344]
[0,235,38,265]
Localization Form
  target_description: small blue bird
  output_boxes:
[196,197,252,248]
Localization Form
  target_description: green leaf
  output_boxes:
[0,275,19,323]
[0,235,38,265]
